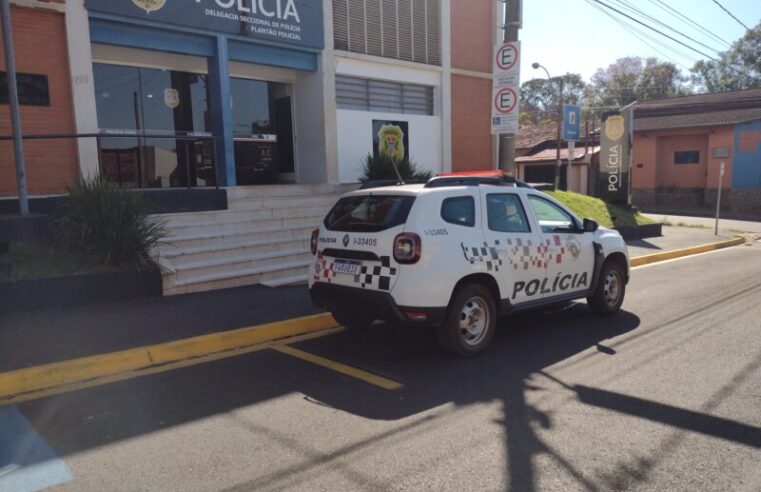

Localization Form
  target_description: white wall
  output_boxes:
[336,110,442,183]
[334,55,443,183]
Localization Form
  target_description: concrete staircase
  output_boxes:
[156,184,356,295]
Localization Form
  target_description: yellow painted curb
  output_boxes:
[0,313,339,405]
[630,236,746,267]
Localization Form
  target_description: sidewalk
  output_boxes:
[644,213,761,236]
[0,226,746,374]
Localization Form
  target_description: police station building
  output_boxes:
[1,0,499,291]
[1,0,500,196]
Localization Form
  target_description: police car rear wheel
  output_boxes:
[587,261,625,315]
[439,284,496,356]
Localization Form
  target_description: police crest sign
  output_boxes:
[132,0,166,14]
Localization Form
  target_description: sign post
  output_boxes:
[715,161,724,236]
[563,104,580,184]
[491,42,521,137]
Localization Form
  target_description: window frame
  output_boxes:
[485,193,532,234]
[440,195,476,228]
[674,150,700,165]
[526,194,581,234]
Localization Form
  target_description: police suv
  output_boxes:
[309,171,629,356]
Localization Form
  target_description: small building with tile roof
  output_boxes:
[629,88,761,216]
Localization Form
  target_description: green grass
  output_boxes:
[0,243,104,281]
[547,190,655,228]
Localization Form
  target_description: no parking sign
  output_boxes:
[491,42,521,134]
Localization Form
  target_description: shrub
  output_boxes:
[358,153,434,183]
[56,178,166,269]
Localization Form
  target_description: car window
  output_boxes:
[325,195,416,232]
[486,194,530,233]
[527,195,578,233]
[441,196,475,227]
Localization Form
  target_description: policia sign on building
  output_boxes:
[86,0,324,49]
[599,110,632,205]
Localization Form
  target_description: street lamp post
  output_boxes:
[532,63,563,190]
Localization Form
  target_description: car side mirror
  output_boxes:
[583,218,599,233]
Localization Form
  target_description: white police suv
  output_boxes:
[309,171,630,356]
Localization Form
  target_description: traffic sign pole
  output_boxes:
[497,0,521,175]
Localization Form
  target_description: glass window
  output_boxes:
[486,194,530,233]
[0,72,50,106]
[441,196,475,227]
[93,63,213,188]
[674,150,700,164]
[528,195,578,233]
[325,195,416,232]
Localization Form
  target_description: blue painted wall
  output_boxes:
[732,120,761,188]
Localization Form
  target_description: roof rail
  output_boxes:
[424,173,534,189]
[359,179,427,190]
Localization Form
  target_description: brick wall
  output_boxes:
[451,75,492,170]
[450,0,494,171]
[0,5,78,197]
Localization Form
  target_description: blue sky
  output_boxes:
[517,0,760,83]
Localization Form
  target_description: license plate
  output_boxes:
[333,260,361,275]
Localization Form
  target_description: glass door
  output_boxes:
[93,63,213,188]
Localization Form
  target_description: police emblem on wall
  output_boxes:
[373,120,409,164]
[604,115,626,141]
[132,0,166,14]
[163,88,180,109]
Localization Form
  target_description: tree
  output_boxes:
[520,73,586,125]
[587,57,689,111]
[691,22,761,92]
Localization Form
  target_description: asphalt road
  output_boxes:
[9,241,761,491]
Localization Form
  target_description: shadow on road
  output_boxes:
[12,302,761,490]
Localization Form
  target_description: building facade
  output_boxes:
[630,89,761,215]
[1,0,498,199]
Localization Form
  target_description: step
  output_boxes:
[260,273,309,287]
[175,249,311,283]
[167,237,309,266]
[225,183,357,200]
[170,259,311,291]
[228,194,339,211]
[156,208,275,227]
[164,215,323,238]
[160,226,314,252]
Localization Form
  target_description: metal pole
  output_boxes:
[0,0,29,215]
[498,0,520,175]
[555,78,563,190]
[715,161,724,236]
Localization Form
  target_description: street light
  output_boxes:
[532,62,564,190]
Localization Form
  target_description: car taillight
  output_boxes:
[394,233,421,264]
[310,229,319,255]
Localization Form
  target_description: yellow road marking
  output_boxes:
[630,236,745,267]
[0,314,340,405]
[272,345,403,391]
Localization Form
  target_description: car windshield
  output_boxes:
[324,195,416,232]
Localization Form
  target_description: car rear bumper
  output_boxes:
[309,283,446,326]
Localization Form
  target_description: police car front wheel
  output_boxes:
[438,284,497,356]
[587,261,626,315]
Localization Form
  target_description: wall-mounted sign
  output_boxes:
[164,88,180,108]
[491,41,520,135]
[85,0,324,50]
[598,110,631,205]
[373,120,408,163]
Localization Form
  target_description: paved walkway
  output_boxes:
[644,213,761,236]
[625,224,739,258]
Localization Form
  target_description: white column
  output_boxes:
[440,0,452,173]
[64,0,99,179]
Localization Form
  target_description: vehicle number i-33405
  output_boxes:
[353,237,377,247]
[333,260,361,275]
